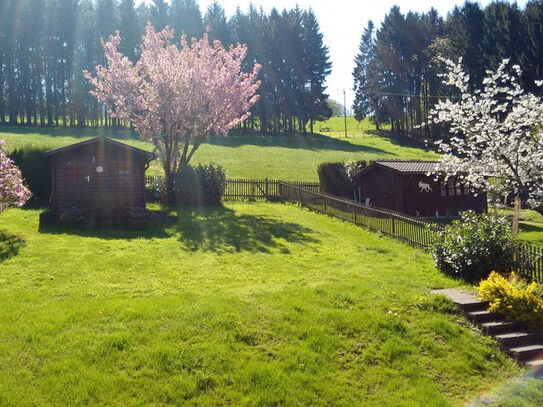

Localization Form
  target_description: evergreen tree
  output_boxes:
[119,0,140,61]
[151,0,169,31]
[170,0,204,40]
[204,1,231,45]
[302,9,332,133]
[353,20,376,123]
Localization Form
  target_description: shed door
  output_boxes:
[64,162,91,209]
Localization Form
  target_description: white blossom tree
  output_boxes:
[430,58,543,233]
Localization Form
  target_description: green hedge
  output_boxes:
[9,146,50,203]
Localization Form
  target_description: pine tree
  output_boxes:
[353,20,376,123]
[151,0,169,31]
[119,0,140,61]
[302,9,332,133]
[170,0,204,40]
[204,1,231,45]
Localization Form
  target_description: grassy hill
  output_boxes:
[0,117,437,181]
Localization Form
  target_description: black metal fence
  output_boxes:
[278,182,437,249]
[144,175,320,202]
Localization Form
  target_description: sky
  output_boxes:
[138,0,528,108]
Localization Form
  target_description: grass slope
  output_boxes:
[0,117,436,181]
[0,203,521,406]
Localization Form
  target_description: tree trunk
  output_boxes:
[512,194,521,235]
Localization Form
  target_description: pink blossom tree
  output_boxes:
[85,25,261,203]
[0,140,31,211]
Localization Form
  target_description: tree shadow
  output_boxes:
[0,125,139,141]
[365,129,431,150]
[38,218,173,240]
[206,131,396,154]
[0,230,25,261]
[520,222,543,234]
[176,206,318,253]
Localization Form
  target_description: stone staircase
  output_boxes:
[433,288,543,373]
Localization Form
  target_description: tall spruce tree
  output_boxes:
[119,0,140,61]
[302,9,332,134]
[353,20,376,123]
[204,1,231,45]
[170,0,204,40]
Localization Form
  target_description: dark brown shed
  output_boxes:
[351,160,487,217]
[45,137,155,216]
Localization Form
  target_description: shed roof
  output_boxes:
[353,160,440,179]
[44,137,155,160]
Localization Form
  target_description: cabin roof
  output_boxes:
[353,160,440,179]
[44,137,155,160]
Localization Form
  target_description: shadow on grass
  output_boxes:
[0,125,139,141]
[176,206,318,253]
[366,129,430,150]
[207,131,396,154]
[39,220,172,240]
[0,230,25,261]
[520,222,543,234]
[0,125,401,155]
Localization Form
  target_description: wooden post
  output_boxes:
[265,178,269,197]
[513,194,521,235]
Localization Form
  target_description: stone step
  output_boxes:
[458,300,490,313]
[525,359,543,368]
[467,310,502,323]
[481,321,525,335]
[507,344,543,362]
[494,332,540,347]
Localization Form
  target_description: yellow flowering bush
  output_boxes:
[477,272,543,330]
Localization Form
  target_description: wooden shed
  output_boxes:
[45,137,155,216]
[351,160,487,217]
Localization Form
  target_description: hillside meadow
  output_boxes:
[0,117,437,181]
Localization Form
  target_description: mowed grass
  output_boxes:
[0,117,437,181]
[0,202,522,406]
[496,207,543,247]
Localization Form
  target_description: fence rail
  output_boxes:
[144,175,320,201]
[278,182,437,250]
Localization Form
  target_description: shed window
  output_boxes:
[441,180,470,197]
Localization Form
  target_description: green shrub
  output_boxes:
[317,161,368,197]
[145,177,166,203]
[431,211,517,282]
[317,162,352,197]
[478,272,543,329]
[9,146,50,202]
[176,163,226,206]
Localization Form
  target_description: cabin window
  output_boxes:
[447,181,455,196]
[440,180,470,197]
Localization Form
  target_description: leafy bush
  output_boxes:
[478,272,543,329]
[176,163,226,206]
[317,162,352,197]
[9,146,50,202]
[145,177,166,203]
[431,211,517,282]
[317,161,368,197]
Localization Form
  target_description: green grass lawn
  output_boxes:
[495,207,543,247]
[0,117,437,181]
[0,202,526,406]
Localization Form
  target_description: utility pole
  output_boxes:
[343,89,348,138]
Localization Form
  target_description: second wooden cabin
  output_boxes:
[351,160,487,217]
